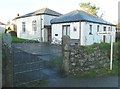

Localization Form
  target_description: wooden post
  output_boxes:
[62,35,70,75]
[110,34,113,70]
[97,31,114,70]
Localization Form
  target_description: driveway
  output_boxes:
[12,43,119,88]
[43,75,119,87]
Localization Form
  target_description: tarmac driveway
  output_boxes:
[43,76,119,87]
[12,43,119,88]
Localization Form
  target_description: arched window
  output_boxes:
[32,20,37,31]
[22,22,26,32]
[97,25,99,32]
[89,25,92,35]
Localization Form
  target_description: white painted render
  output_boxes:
[16,14,58,42]
[51,21,116,45]
[16,15,41,40]
[51,22,80,44]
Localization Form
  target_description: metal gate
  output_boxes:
[12,42,62,87]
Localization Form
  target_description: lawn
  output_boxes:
[12,36,39,43]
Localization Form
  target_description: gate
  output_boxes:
[2,33,62,87]
[13,47,44,86]
[12,42,62,87]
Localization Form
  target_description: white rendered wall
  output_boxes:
[44,15,59,25]
[52,21,116,45]
[16,14,59,42]
[51,22,80,43]
[81,22,116,45]
[16,15,44,41]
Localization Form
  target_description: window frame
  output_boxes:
[62,25,70,36]
[108,27,111,31]
[97,25,99,32]
[22,22,26,33]
[32,20,37,32]
[103,26,106,31]
[89,25,92,35]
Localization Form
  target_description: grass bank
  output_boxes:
[22,80,48,87]
[12,36,39,43]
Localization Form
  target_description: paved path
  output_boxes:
[12,43,119,87]
[43,76,118,87]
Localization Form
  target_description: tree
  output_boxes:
[79,2,103,18]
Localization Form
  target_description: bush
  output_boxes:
[6,30,17,37]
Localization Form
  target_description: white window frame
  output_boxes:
[62,25,70,36]
[32,20,37,32]
[89,25,92,35]
[97,25,99,32]
[103,26,106,31]
[22,22,26,33]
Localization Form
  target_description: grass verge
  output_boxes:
[12,36,38,43]
[23,80,48,87]
[68,59,118,78]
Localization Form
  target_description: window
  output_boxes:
[103,27,106,31]
[89,25,92,35]
[97,25,99,32]
[32,20,37,31]
[55,34,58,36]
[62,25,70,36]
[108,27,111,31]
[22,22,26,32]
[73,26,77,31]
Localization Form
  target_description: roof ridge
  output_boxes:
[51,9,115,26]
[14,8,62,20]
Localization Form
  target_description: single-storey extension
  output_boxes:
[51,10,116,45]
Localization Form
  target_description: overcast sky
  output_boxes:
[0,0,119,24]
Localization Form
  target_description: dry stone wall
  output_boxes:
[69,45,110,74]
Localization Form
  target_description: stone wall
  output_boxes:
[62,36,110,75]
[69,45,110,74]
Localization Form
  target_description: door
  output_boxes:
[103,35,106,43]
[44,25,51,42]
[62,25,70,36]
[48,28,51,42]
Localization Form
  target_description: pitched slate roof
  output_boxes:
[15,8,62,19]
[51,10,115,26]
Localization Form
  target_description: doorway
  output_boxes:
[103,35,106,43]
[44,25,52,42]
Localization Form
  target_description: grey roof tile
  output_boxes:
[15,8,62,19]
[51,10,115,26]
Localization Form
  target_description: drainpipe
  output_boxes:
[40,17,43,42]
[79,21,81,45]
